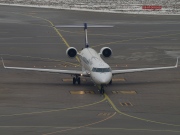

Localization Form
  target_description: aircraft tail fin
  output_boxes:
[55,23,113,48]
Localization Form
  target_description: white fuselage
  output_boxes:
[79,48,112,85]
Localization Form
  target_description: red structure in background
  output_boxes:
[142,5,162,10]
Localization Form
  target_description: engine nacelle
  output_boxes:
[66,47,78,58]
[100,47,112,58]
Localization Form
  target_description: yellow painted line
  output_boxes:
[85,91,95,94]
[55,28,80,62]
[127,102,133,106]
[10,12,80,62]
[98,113,112,116]
[104,93,180,127]
[120,102,133,106]
[0,97,105,117]
[59,29,180,37]
[112,91,136,94]
[112,78,125,82]
[44,18,80,63]
[119,103,124,106]
[70,90,94,94]
[92,32,180,48]
[0,126,180,133]
[120,91,137,94]
[43,112,116,135]
[59,29,84,34]
[70,91,85,95]
[112,91,117,94]
[87,127,180,133]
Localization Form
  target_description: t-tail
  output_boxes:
[55,23,113,48]
[84,23,89,48]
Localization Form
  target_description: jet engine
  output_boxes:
[100,47,112,58]
[66,47,78,58]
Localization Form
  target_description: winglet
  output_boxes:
[175,57,179,67]
[1,57,6,68]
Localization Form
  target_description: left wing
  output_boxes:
[1,58,87,76]
[112,58,178,75]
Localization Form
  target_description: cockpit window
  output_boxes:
[92,68,111,72]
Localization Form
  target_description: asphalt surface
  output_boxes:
[0,5,180,135]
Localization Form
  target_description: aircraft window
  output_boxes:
[92,68,111,72]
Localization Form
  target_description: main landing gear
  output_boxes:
[109,79,112,85]
[73,75,81,85]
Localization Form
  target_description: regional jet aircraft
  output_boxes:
[1,23,179,94]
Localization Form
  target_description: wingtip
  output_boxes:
[1,57,5,68]
[175,57,179,67]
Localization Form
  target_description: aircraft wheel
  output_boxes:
[100,89,104,94]
[102,89,105,94]
[77,77,81,85]
[109,79,112,85]
[100,86,104,94]
[73,77,76,84]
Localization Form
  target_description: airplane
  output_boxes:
[1,23,179,94]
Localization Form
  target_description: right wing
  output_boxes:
[112,58,179,75]
[1,58,87,76]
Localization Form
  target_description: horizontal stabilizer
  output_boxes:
[55,23,114,48]
[55,25,113,28]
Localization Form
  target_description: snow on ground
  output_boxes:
[0,0,179,15]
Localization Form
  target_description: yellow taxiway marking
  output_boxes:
[120,91,137,94]
[92,32,180,48]
[62,78,86,82]
[70,91,85,95]
[43,112,116,135]
[0,97,105,117]
[7,11,180,128]
[112,78,125,82]
[10,12,80,62]
[98,112,112,116]
[70,90,94,95]
[2,11,180,134]
[104,93,180,127]
[59,29,180,37]
[0,126,179,133]
[59,29,84,34]
[120,102,133,106]
[112,90,137,94]
[86,127,180,133]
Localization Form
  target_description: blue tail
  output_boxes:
[84,23,89,48]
